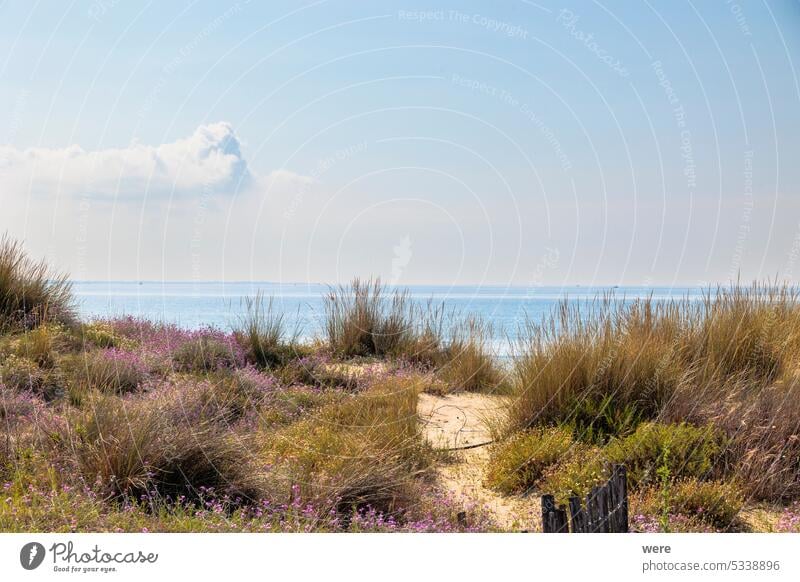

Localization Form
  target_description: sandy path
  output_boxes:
[418,392,540,531]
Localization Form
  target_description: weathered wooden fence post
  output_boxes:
[541,463,629,533]
[568,496,587,533]
[540,494,569,533]
[610,464,629,533]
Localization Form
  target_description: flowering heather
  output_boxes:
[631,513,715,533]
[0,475,496,533]
[144,368,278,427]
[234,365,279,394]
[97,348,148,374]
[0,385,43,426]
[776,503,800,533]
[104,317,246,371]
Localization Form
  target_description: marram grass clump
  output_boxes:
[0,234,75,330]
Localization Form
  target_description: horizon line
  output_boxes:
[68,279,751,289]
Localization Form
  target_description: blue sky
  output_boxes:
[0,0,798,286]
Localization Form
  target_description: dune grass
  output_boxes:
[323,278,504,393]
[0,235,75,331]
[261,374,432,518]
[324,278,417,358]
[235,293,302,369]
[499,284,800,514]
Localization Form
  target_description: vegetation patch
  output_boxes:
[485,426,574,495]
[631,479,745,530]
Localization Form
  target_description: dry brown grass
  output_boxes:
[0,234,75,331]
[64,395,264,502]
[504,284,800,502]
[261,374,431,516]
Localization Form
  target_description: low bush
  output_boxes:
[80,322,130,349]
[537,443,606,503]
[154,369,277,425]
[632,479,744,529]
[0,386,43,427]
[276,357,357,390]
[0,355,44,393]
[258,385,344,428]
[14,324,73,368]
[485,426,573,495]
[534,422,725,502]
[603,422,726,488]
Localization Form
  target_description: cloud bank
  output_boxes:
[0,122,250,199]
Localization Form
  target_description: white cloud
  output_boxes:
[0,122,251,199]
[0,123,319,280]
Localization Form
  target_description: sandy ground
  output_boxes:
[418,392,540,531]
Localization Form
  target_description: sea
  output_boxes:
[73,282,705,355]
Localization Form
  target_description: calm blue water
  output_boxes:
[74,282,703,354]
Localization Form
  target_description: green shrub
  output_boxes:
[603,422,726,487]
[80,322,130,349]
[485,427,573,494]
[537,444,606,502]
[14,324,72,368]
[633,479,744,529]
[0,355,43,392]
[566,394,644,444]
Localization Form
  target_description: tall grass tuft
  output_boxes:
[435,316,506,393]
[235,293,298,368]
[506,294,685,440]
[0,234,75,330]
[324,280,504,392]
[324,278,416,357]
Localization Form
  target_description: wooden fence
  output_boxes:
[541,464,628,533]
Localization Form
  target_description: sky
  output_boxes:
[0,0,799,287]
